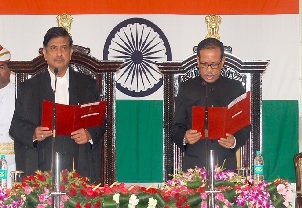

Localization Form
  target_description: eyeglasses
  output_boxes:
[48,45,71,52]
[199,60,222,69]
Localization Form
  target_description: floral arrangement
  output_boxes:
[0,167,293,208]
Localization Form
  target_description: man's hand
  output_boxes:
[218,133,236,149]
[71,128,91,144]
[33,127,52,141]
[184,129,202,144]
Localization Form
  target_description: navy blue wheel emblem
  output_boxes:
[103,18,172,97]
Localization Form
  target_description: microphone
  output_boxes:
[202,82,214,205]
[54,68,59,75]
[204,83,209,138]
[54,68,58,93]
[52,67,61,206]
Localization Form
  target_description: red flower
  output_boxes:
[70,182,79,188]
[175,194,187,207]
[141,187,158,194]
[112,183,129,194]
[75,202,81,208]
[61,169,68,176]
[62,175,68,183]
[72,172,81,178]
[102,184,113,194]
[81,177,89,184]
[90,186,103,196]
[69,188,77,197]
[94,201,101,208]
[22,175,35,186]
[60,184,66,191]
[196,186,206,193]
[37,174,47,182]
[163,195,170,202]
[12,183,22,189]
[84,202,92,208]
[82,187,97,197]
[127,185,140,194]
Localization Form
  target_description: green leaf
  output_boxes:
[187,180,202,189]
[26,193,39,207]
[266,183,277,194]
[137,192,150,204]
[65,198,77,207]
[119,194,129,206]
[223,188,236,203]
[232,204,248,208]
[270,193,285,208]
[153,192,166,207]
[102,197,117,208]
[186,193,202,206]
[215,180,235,187]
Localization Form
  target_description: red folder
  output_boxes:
[192,91,251,139]
[42,100,106,136]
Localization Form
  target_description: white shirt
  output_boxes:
[48,68,69,105]
[0,81,16,188]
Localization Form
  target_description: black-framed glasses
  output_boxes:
[199,60,222,69]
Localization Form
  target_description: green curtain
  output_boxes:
[116,100,163,182]
[262,100,299,182]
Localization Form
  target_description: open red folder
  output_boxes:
[42,100,106,136]
[192,91,251,139]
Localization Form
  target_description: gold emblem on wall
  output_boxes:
[57,13,73,35]
[205,15,221,40]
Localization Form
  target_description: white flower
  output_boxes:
[128,194,139,208]
[277,184,287,195]
[147,197,157,208]
[277,182,293,207]
[113,193,120,204]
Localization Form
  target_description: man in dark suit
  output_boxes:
[9,27,105,183]
[172,38,250,171]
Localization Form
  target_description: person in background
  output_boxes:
[172,38,250,171]
[9,27,106,183]
[0,45,16,188]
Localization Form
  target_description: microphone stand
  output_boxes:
[204,81,209,180]
[51,68,65,208]
[204,82,218,207]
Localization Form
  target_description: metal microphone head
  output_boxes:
[54,68,59,76]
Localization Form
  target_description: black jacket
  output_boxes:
[172,76,250,171]
[9,68,105,183]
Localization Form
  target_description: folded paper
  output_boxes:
[42,100,106,135]
[192,91,250,139]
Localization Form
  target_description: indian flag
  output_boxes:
[0,0,299,182]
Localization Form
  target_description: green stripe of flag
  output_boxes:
[116,100,163,182]
[262,100,299,182]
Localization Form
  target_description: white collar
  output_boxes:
[48,67,70,91]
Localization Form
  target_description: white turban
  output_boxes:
[0,45,11,63]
